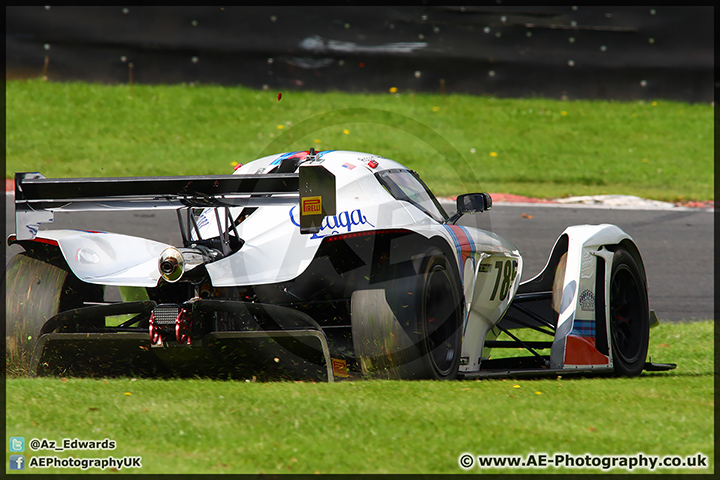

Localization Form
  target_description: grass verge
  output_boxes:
[5,79,714,201]
[5,320,713,475]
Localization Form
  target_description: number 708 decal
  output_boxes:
[489,259,518,301]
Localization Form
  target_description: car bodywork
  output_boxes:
[7,149,675,380]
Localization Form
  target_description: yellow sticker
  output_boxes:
[331,358,348,377]
[302,196,322,215]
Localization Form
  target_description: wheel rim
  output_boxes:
[610,265,644,364]
[423,266,460,376]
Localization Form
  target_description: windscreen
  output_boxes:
[376,169,448,223]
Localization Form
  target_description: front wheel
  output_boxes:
[351,250,463,380]
[422,256,463,378]
[609,249,649,376]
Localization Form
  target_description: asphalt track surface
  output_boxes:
[5,194,714,323]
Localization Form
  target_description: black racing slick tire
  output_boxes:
[5,253,103,375]
[351,250,463,380]
[608,248,650,377]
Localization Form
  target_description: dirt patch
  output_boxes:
[487,193,556,204]
[442,193,556,204]
[674,200,715,209]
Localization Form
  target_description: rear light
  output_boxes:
[7,234,58,247]
[323,228,409,242]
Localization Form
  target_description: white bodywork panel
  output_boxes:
[547,224,632,371]
[461,252,523,372]
[34,230,170,287]
[502,223,635,373]
[202,152,416,286]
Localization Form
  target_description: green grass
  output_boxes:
[5,321,713,475]
[5,79,714,201]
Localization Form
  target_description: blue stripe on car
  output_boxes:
[442,225,463,274]
[571,320,596,337]
[270,151,301,166]
[458,225,476,255]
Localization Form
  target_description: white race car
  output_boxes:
[7,149,675,380]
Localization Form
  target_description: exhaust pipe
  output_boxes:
[159,246,222,283]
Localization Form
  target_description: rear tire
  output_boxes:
[5,253,102,375]
[609,249,649,376]
[351,250,463,380]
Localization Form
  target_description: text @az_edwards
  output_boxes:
[28,437,116,452]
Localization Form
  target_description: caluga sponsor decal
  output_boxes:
[289,205,375,239]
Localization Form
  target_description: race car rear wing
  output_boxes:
[14,165,336,240]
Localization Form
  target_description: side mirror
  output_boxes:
[457,193,492,214]
[447,193,492,224]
